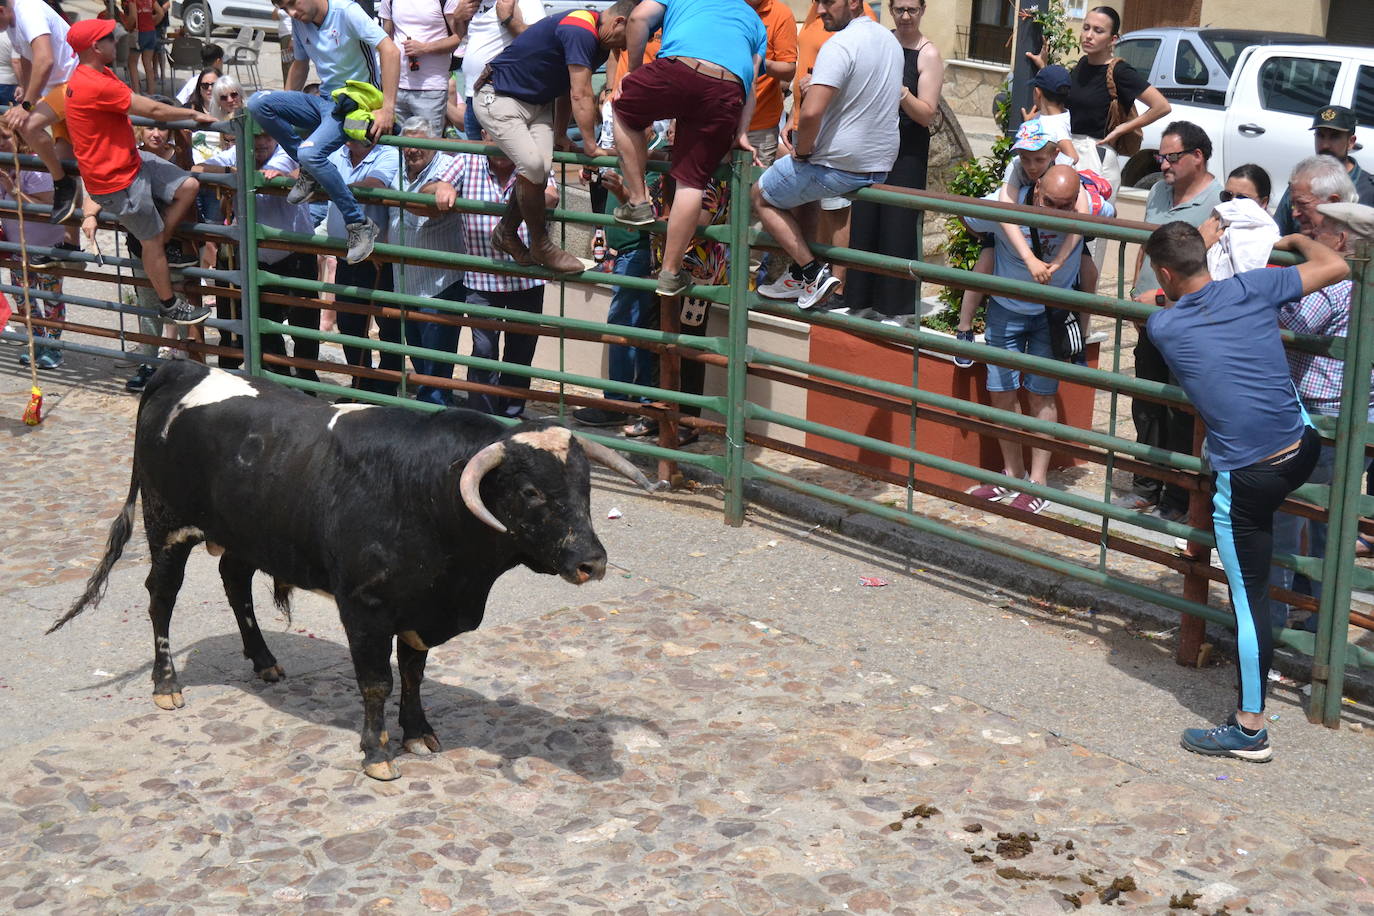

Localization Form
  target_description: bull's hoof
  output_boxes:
[257,664,286,683]
[403,733,442,755]
[153,691,185,710]
[363,759,401,781]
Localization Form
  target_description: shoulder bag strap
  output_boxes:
[1022,183,1044,260]
[1105,57,1122,105]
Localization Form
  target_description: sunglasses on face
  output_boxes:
[1153,149,1197,165]
[220,91,240,99]
[1218,190,1252,203]
[200,82,215,90]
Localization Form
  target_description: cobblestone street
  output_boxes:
[5,355,1374,913]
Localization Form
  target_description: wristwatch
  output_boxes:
[20,101,32,111]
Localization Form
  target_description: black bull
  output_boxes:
[48,362,658,780]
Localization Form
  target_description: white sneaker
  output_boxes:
[345,219,379,264]
[799,264,841,310]
[758,272,805,300]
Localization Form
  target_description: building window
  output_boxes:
[967,0,1013,64]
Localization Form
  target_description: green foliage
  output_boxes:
[1030,0,1082,67]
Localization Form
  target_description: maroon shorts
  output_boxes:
[614,57,744,191]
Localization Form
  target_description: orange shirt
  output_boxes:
[748,0,798,133]
[608,38,662,94]
[787,4,877,133]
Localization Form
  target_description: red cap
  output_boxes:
[67,18,117,54]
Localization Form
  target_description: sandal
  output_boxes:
[1357,535,1373,559]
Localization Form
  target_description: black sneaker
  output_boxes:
[164,243,199,269]
[573,406,626,427]
[49,176,78,223]
[125,363,156,391]
[953,329,976,368]
[159,298,211,325]
[29,241,84,267]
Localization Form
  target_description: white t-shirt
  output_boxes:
[459,0,543,98]
[0,32,17,85]
[381,0,460,92]
[808,17,903,173]
[8,0,77,92]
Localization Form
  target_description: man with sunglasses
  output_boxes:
[1114,119,1221,522]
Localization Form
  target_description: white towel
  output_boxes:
[1207,197,1280,280]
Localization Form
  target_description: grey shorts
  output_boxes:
[395,88,450,137]
[89,151,195,242]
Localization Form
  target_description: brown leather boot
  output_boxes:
[490,195,533,266]
[519,177,584,275]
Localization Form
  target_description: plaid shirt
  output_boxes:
[1278,279,1374,418]
[435,153,548,294]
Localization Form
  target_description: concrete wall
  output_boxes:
[1199,0,1325,33]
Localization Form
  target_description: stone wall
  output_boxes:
[943,59,1008,120]
[920,98,977,292]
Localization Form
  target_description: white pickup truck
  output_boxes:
[1116,39,1374,192]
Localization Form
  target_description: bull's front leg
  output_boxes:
[397,636,442,756]
[342,619,400,781]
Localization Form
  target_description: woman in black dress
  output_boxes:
[1031,5,1170,203]
[844,0,943,319]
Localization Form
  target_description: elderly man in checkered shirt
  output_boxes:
[430,129,557,418]
[1268,200,1374,631]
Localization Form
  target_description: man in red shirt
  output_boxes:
[66,18,216,325]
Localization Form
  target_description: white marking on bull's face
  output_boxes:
[327,403,375,431]
[161,369,260,439]
[511,427,572,462]
[164,527,204,548]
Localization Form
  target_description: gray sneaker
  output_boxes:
[655,268,691,297]
[613,200,655,227]
[345,219,380,264]
[286,174,319,205]
[159,297,212,325]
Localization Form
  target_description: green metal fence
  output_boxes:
[226,118,1373,726]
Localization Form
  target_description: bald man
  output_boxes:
[957,163,1086,515]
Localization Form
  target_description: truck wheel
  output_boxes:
[181,0,211,37]
[1134,171,1163,191]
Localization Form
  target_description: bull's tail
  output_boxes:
[46,461,140,634]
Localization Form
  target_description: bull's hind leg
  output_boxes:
[218,553,285,683]
[145,539,194,710]
[397,639,441,756]
[341,611,401,781]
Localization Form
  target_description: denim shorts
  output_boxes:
[137,30,158,52]
[983,301,1059,395]
[757,155,884,210]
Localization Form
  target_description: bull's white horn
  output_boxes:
[576,436,662,493]
[459,442,508,533]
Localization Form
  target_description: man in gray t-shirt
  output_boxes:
[753,0,901,310]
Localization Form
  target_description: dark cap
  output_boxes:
[1031,64,1071,96]
[1311,105,1358,133]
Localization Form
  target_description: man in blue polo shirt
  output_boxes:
[473,0,633,273]
[247,0,401,265]
[1144,221,1349,763]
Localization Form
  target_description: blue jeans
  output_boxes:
[983,302,1058,396]
[247,90,365,226]
[468,285,544,417]
[464,99,482,141]
[410,280,465,406]
[757,154,885,210]
[605,246,656,401]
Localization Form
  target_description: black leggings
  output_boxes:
[1211,427,1320,713]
